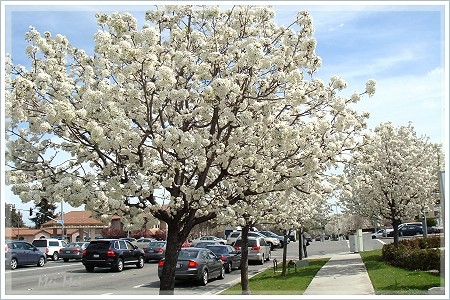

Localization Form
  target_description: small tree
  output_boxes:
[341,122,444,247]
[29,198,58,229]
[6,204,25,228]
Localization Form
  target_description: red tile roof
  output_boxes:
[41,211,107,227]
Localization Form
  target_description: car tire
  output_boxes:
[225,262,232,273]
[136,256,144,268]
[85,265,95,272]
[52,252,59,261]
[10,257,18,270]
[114,258,124,272]
[199,269,208,286]
[217,266,225,279]
[63,258,69,262]
[37,256,46,267]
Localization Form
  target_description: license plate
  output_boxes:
[176,263,183,268]
[66,251,71,253]
[93,254,99,258]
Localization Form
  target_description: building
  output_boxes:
[40,210,108,242]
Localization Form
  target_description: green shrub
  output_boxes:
[381,237,442,272]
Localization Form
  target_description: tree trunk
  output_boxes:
[239,224,251,295]
[281,230,289,276]
[392,220,401,247]
[159,220,185,295]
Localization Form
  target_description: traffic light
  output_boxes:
[29,208,33,216]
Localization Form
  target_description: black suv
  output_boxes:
[82,239,145,272]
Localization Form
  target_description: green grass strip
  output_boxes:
[360,249,443,295]
[219,258,329,295]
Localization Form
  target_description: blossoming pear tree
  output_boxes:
[6,5,375,293]
[340,122,444,247]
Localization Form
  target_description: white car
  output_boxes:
[227,231,241,245]
[371,229,386,239]
[226,231,280,250]
[191,236,227,246]
[31,238,67,261]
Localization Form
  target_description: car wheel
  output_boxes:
[85,265,95,272]
[217,265,225,279]
[37,256,46,267]
[136,256,144,268]
[199,269,208,286]
[10,258,18,270]
[63,258,69,262]
[225,262,232,273]
[114,258,124,272]
[52,252,59,261]
[259,254,264,265]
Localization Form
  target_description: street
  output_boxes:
[4,239,385,296]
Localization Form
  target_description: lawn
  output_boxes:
[219,258,329,295]
[360,249,444,295]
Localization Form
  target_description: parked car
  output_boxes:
[387,225,423,237]
[5,240,47,270]
[191,236,227,245]
[158,247,224,286]
[430,226,444,234]
[248,232,280,250]
[226,231,241,246]
[142,241,166,262]
[226,231,279,250]
[59,242,90,262]
[82,239,145,272]
[205,244,242,273]
[191,241,221,248]
[371,229,386,239]
[259,230,290,248]
[135,238,156,249]
[233,237,271,265]
[31,238,67,261]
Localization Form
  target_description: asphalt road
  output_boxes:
[4,238,386,296]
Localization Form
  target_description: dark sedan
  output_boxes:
[205,244,241,273]
[142,241,166,262]
[59,242,90,262]
[157,247,225,286]
[387,225,423,237]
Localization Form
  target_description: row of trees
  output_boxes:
[5,5,442,294]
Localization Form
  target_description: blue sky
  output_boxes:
[2,1,448,224]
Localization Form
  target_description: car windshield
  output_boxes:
[261,231,277,237]
[178,250,199,259]
[32,240,47,247]
[206,246,227,253]
[234,239,257,247]
[67,243,81,248]
[87,241,111,250]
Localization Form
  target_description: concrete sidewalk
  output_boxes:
[303,252,375,295]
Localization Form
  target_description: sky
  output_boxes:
[1,1,448,226]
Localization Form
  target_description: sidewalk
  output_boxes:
[303,252,375,295]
